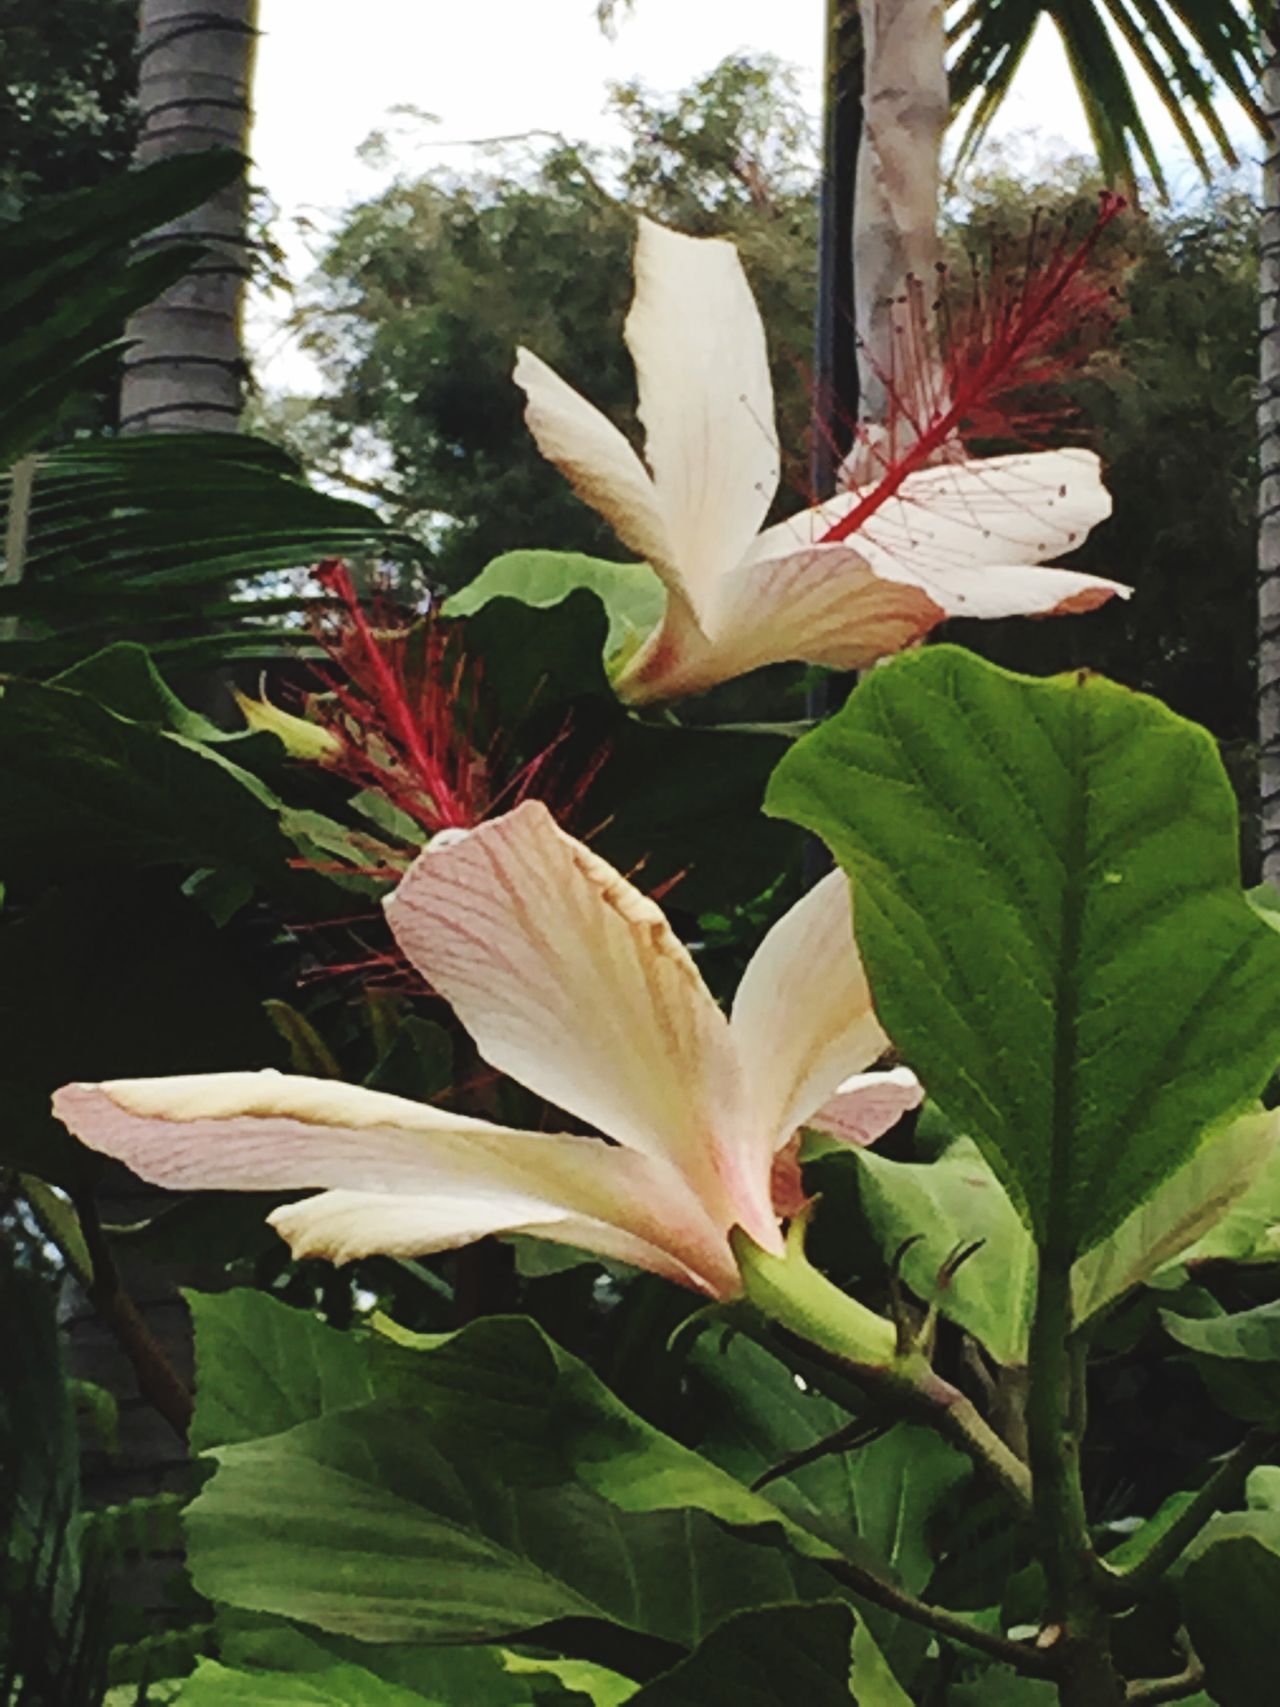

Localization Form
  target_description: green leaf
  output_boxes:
[1182,1530,1280,1707]
[1071,1109,1280,1325]
[185,1298,848,1650]
[1181,1138,1280,1266]
[850,1110,1280,1368]
[218,1619,598,1706]
[445,550,665,665]
[625,1604,857,1707]
[767,646,1280,1258]
[502,1654,635,1706]
[683,1333,966,1690]
[688,1333,969,1568]
[188,1290,376,1454]
[177,1659,441,1706]
[853,1140,1035,1369]
[186,1404,832,1647]
[1161,1298,1280,1364]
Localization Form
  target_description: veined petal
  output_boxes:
[619,542,944,701]
[807,1067,924,1148]
[756,449,1113,573]
[270,1190,737,1296]
[52,1071,742,1298]
[513,346,674,573]
[384,802,778,1251]
[891,561,1129,620]
[731,871,891,1163]
[625,218,780,615]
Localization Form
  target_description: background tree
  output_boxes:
[280,55,819,589]
[1260,5,1280,883]
[119,0,259,433]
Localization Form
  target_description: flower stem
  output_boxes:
[1026,1247,1124,1706]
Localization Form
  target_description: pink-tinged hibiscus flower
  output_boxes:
[514,216,1129,703]
[52,801,920,1300]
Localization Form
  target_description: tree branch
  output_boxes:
[1125,1658,1207,1703]
[70,1189,194,1440]
[819,1554,1056,1678]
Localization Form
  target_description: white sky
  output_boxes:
[249,0,1259,392]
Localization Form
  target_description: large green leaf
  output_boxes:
[444,550,665,667]
[177,1660,444,1707]
[1162,1298,1280,1365]
[688,1331,972,1692]
[625,1604,859,1707]
[768,646,1280,1258]
[1182,1517,1280,1707]
[186,1402,833,1648]
[688,1334,968,1579]
[0,672,352,901]
[187,1290,376,1454]
[853,1140,1036,1369]
[185,1296,858,1656]
[853,1110,1280,1367]
[218,1620,618,1706]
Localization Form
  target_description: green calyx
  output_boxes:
[733,1218,898,1372]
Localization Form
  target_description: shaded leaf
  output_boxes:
[626,1604,858,1707]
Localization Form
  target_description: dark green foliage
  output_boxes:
[0,151,242,463]
[0,434,409,674]
[0,0,139,216]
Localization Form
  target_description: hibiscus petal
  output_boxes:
[384,802,779,1251]
[625,218,780,615]
[800,447,1114,573]
[617,542,945,701]
[270,1190,733,1294]
[807,1066,925,1148]
[731,870,891,1161]
[513,346,674,572]
[52,1071,741,1297]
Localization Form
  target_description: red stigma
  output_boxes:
[819,192,1127,546]
[310,559,485,833]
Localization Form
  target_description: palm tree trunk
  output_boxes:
[852,0,947,431]
[119,0,259,433]
[1259,5,1280,884]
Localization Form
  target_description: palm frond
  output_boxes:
[948,0,1261,194]
[0,435,414,674]
[0,151,243,463]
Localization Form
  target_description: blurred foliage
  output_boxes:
[0,0,139,218]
